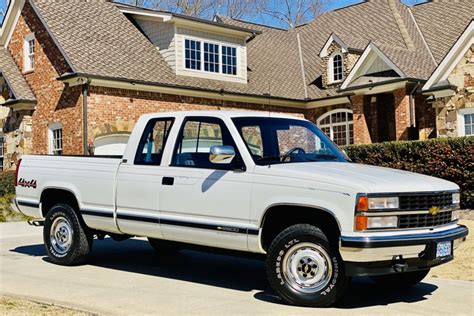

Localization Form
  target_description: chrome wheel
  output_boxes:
[282,242,333,294]
[50,217,73,255]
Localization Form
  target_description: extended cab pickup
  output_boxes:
[12,111,468,307]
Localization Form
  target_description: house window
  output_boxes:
[184,38,238,76]
[24,33,35,72]
[459,108,474,136]
[48,123,63,155]
[329,53,344,83]
[317,109,353,146]
[222,46,237,75]
[185,39,201,70]
[204,42,219,73]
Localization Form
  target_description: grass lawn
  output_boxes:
[0,296,94,316]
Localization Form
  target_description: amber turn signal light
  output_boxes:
[356,195,368,211]
[355,215,368,231]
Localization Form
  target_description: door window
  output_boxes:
[173,117,240,169]
[135,118,174,165]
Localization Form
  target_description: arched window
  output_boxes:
[329,53,344,83]
[317,109,353,146]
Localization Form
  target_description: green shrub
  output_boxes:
[344,137,474,209]
[0,171,15,197]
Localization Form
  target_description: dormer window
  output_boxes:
[329,53,344,83]
[24,33,35,72]
[184,37,238,76]
[185,39,201,70]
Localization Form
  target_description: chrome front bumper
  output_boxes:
[339,225,468,262]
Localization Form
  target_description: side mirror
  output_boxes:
[209,145,236,164]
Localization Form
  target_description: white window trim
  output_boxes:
[182,36,240,77]
[317,109,353,145]
[458,108,474,136]
[23,33,35,72]
[328,53,344,84]
[48,122,63,155]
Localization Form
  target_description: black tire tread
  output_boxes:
[266,223,349,307]
[44,203,92,266]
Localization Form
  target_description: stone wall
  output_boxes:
[434,45,474,137]
[321,42,360,88]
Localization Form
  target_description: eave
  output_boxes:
[338,78,425,95]
[58,73,307,109]
[1,99,36,111]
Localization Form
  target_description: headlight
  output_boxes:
[355,215,398,230]
[452,193,460,205]
[367,216,398,229]
[368,197,399,210]
[452,210,460,221]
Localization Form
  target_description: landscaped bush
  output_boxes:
[344,137,474,209]
[0,171,15,197]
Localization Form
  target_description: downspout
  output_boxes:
[82,80,91,155]
[409,82,421,129]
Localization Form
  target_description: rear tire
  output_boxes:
[148,238,181,255]
[370,269,430,288]
[43,203,93,266]
[266,224,350,307]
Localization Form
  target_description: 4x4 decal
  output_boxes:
[18,178,37,189]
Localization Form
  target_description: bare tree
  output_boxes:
[212,0,260,19]
[258,0,329,28]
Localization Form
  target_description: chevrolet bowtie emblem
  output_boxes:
[429,206,440,215]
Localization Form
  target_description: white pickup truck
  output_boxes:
[12,111,468,307]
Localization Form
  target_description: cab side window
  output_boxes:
[173,117,240,170]
[135,118,174,165]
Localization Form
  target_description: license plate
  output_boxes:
[436,241,452,258]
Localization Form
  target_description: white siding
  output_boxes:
[136,19,176,70]
[366,56,392,75]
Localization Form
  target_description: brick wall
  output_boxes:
[393,87,410,140]
[86,87,305,146]
[351,95,372,144]
[8,1,83,156]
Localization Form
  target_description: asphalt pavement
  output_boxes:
[1,222,473,315]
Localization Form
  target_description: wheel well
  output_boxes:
[40,188,80,217]
[260,205,341,251]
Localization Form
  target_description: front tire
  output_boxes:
[370,269,430,288]
[43,203,93,265]
[266,224,350,307]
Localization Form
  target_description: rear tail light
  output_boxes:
[15,158,22,186]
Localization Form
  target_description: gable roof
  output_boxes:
[423,20,474,92]
[340,42,406,91]
[30,0,307,101]
[0,47,36,104]
[2,0,470,105]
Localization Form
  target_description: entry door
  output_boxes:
[159,117,253,251]
[115,118,174,238]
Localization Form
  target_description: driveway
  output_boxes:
[1,222,473,315]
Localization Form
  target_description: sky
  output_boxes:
[0,0,427,29]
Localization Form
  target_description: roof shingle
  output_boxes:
[0,47,36,102]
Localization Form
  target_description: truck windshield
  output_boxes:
[232,117,350,165]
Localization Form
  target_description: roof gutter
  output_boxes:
[58,73,308,109]
[338,77,425,93]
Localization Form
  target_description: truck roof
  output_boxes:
[138,111,307,121]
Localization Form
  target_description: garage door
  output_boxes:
[94,134,130,156]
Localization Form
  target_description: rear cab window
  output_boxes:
[134,118,174,165]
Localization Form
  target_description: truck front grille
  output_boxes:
[398,211,453,229]
[399,192,453,211]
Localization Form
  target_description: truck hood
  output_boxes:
[256,162,459,193]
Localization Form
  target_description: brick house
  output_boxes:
[0,0,472,170]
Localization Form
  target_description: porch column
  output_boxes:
[393,87,410,140]
[351,95,371,144]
